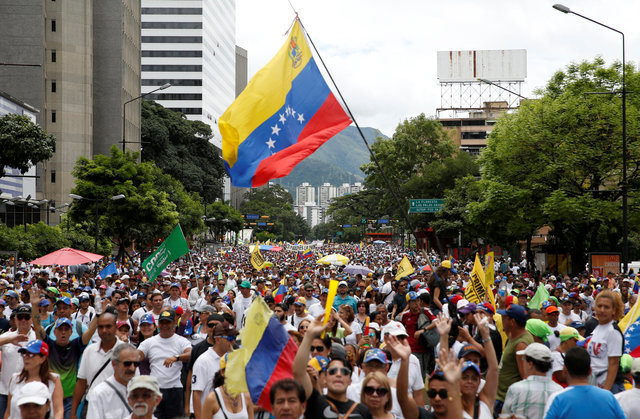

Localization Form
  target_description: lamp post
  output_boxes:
[553,4,628,273]
[69,194,125,253]
[122,83,171,152]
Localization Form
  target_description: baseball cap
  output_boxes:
[19,340,49,356]
[631,358,640,375]
[14,305,31,316]
[458,344,482,359]
[338,281,348,287]
[558,327,585,342]
[117,321,131,330]
[79,294,90,302]
[5,290,19,299]
[440,260,458,274]
[459,302,477,315]
[293,297,306,306]
[38,299,50,307]
[140,313,155,326]
[17,381,50,406]
[545,306,559,314]
[383,322,408,337]
[70,298,79,306]
[516,342,553,362]
[56,296,71,306]
[170,282,180,289]
[54,318,72,329]
[497,304,528,323]
[462,360,480,375]
[363,348,391,364]
[45,287,59,295]
[117,298,130,305]
[456,299,470,311]
[158,310,176,322]
[127,375,162,397]
[405,291,418,302]
[569,321,585,329]
[239,281,251,289]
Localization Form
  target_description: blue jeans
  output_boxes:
[63,396,73,419]
[0,394,8,418]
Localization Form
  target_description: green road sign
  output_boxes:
[409,199,444,213]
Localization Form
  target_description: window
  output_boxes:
[142,79,202,86]
[50,171,56,183]
[141,36,203,43]
[51,20,56,32]
[141,22,202,29]
[141,8,202,15]
[51,110,56,123]
[144,93,202,101]
[51,80,56,92]
[51,50,56,62]
[141,50,202,58]
[141,65,202,72]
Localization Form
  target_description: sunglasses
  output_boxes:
[363,386,389,396]
[310,345,326,352]
[16,315,31,321]
[219,335,236,342]
[218,283,225,286]
[427,389,448,399]
[119,361,141,367]
[21,352,41,358]
[327,367,350,376]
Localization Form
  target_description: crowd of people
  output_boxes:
[0,242,638,419]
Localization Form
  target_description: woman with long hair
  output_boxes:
[339,305,361,346]
[355,301,369,328]
[5,340,63,419]
[360,371,396,419]
[200,354,253,419]
[428,265,452,314]
[587,290,625,393]
[132,313,157,375]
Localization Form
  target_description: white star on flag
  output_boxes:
[266,138,275,149]
[279,113,286,124]
[291,108,296,117]
[271,125,281,136]
[297,114,305,124]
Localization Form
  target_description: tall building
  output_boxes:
[296,182,315,206]
[318,182,337,207]
[0,0,141,218]
[439,101,509,155]
[140,0,236,149]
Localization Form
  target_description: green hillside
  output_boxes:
[273,126,385,194]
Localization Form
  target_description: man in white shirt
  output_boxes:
[71,294,96,327]
[288,297,315,329]
[0,305,36,417]
[138,309,191,419]
[126,376,163,419]
[85,343,139,419]
[308,290,328,318]
[188,276,208,309]
[163,283,189,311]
[191,324,237,419]
[233,281,253,328]
[71,310,122,419]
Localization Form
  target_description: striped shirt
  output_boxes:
[502,374,563,419]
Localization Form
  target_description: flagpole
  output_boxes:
[298,19,430,260]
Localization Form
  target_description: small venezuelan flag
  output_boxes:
[220,19,351,187]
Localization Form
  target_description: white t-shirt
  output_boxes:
[287,313,314,329]
[308,303,325,319]
[558,311,581,326]
[381,282,394,306]
[548,324,565,351]
[388,354,424,392]
[0,329,36,395]
[77,339,124,388]
[86,376,131,419]
[7,372,58,419]
[586,321,623,386]
[614,387,640,419]
[233,294,253,328]
[191,348,222,412]
[138,333,191,388]
[343,321,362,347]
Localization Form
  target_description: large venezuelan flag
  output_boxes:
[225,296,297,411]
[220,20,352,187]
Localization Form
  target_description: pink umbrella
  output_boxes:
[30,247,104,266]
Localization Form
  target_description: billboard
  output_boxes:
[589,253,621,277]
[437,49,527,82]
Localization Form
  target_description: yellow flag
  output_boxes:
[321,280,339,338]
[484,252,496,308]
[251,245,267,271]
[465,254,487,304]
[619,297,640,332]
[395,256,414,280]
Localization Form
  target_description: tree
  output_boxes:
[154,172,205,238]
[0,222,70,261]
[204,201,244,242]
[0,114,55,178]
[141,100,225,204]
[478,58,640,272]
[69,146,179,259]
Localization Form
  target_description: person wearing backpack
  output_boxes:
[398,291,437,380]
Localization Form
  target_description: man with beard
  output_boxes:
[126,376,163,419]
[275,303,296,332]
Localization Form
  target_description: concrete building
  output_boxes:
[0,0,141,220]
[296,182,315,206]
[229,46,249,210]
[318,182,337,207]
[140,0,236,149]
[439,101,510,155]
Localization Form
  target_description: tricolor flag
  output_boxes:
[220,20,351,187]
[225,297,297,411]
[302,249,313,259]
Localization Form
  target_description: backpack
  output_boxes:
[417,311,439,348]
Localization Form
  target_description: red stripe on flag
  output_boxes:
[255,338,298,411]
[252,93,351,187]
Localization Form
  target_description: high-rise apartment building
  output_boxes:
[0,0,141,217]
[296,182,315,206]
[140,0,236,149]
[318,182,337,207]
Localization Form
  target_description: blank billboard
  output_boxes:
[437,49,527,82]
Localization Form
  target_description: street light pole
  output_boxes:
[553,4,628,273]
[122,83,171,152]
[70,194,125,253]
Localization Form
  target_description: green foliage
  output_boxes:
[254,231,276,242]
[0,222,69,261]
[0,114,55,178]
[477,58,640,270]
[153,172,205,237]
[204,201,244,242]
[141,100,225,204]
[240,185,308,241]
[70,146,180,257]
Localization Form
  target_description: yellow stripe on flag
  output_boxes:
[465,254,487,304]
[321,279,339,338]
[396,256,414,280]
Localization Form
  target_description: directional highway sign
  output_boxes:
[409,199,444,213]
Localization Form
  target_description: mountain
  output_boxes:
[273,126,386,194]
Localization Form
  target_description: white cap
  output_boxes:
[456,299,470,311]
[631,358,640,375]
[338,281,348,287]
[383,322,408,337]
[516,342,552,362]
[127,375,161,397]
[17,381,49,406]
[368,322,380,331]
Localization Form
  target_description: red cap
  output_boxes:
[450,295,463,305]
[483,302,495,314]
[505,296,514,307]
[175,306,184,316]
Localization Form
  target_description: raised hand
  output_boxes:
[385,335,411,361]
[434,313,452,336]
[438,346,463,384]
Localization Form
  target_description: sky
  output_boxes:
[236,0,640,137]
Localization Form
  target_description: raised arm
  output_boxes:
[475,313,498,412]
[434,313,452,353]
[293,314,327,400]
[385,335,419,419]
[29,286,46,340]
[82,314,99,345]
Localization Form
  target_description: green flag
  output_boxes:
[142,224,189,282]
[528,284,550,310]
